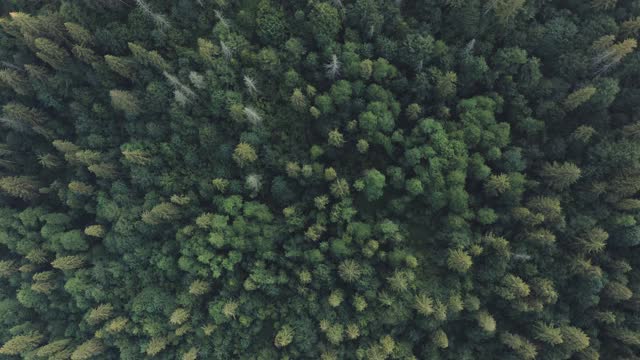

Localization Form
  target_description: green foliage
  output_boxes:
[0,2,638,359]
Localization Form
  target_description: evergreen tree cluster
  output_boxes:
[0,0,639,359]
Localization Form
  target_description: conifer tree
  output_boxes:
[232,143,258,167]
[51,255,85,270]
[110,90,140,115]
[0,333,43,355]
[34,37,68,69]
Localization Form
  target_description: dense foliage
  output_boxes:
[0,0,640,359]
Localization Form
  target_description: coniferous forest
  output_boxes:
[1,0,640,359]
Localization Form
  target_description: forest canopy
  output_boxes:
[0,0,640,359]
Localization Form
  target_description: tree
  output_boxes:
[447,248,472,273]
[64,22,92,45]
[363,169,386,201]
[338,259,362,282]
[331,179,350,198]
[51,255,85,270]
[533,322,563,345]
[233,143,257,167]
[433,329,448,348]
[70,338,104,360]
[274,325,294,348]
[290,89,307,111]
[477,311,496,333]
[2,102,49,137]
[539,162,581,190]
[0,176,39,200]
[592,0,617,10]
[146,337,167,356]
[414,293,434,316]
[490,0,526,23]
[501,332,537,359]
[34,339,72,358]
[110,90,140,115]
[485,174,510,195]
[0,69,30,95]
[142,202,180,225]
[34,37,68,68]
[87,304,113,325]
[256,0,287,45]
[309,2,341,45]
[564,86,596,111]
[105,55,134,79]
[0,333,43,355]
[328,129,345,147]
[560,326,589,352]
[84,225,105,238]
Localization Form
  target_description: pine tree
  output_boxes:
[577,227,608,253]
[485,174,510,195]
[71,338,104,360]
[328,290,344,307]
[497,274,530,300]
[540,162,581,190]
[142,202,179,225]
[338,259,362,282]
[591,0,617,10]
[476,311,496,333]
[128,42,169,70]
[0,333,43,355]
[51,255,85,270]
[0,260,16,278]
[64,22,92,45]
[501,332,537,359]
[170,308,190,325]
[560,326,590,352]
[330,178,350,198]
[110,90,140,115]
[604,281,632,301]
[145,337,168,356]
[274,325,294,348]
[433,329,448,349]
[35,339,71,358]
[593,37,637,74]
[182,347,198,360]
[31,280,55,294]
[387,270,410,292]
[68,181,94,195]
[189,280,210,296]
[571,125,596,143]
[222,300,239,319]
[290,88,307,111]
[326,324,344,345]
[621,16,640,37]
[533,322,563,345]
[2,102,50,137]
[0,176,40,200]
[414,293,434,316]
[564,86,597,111]
[490,0,526,23]
[88,163,117,179]
[106,317,128,333]
[327,129,345,147]
[72,45,98,63]
[447,248,472,273]
[105,55,134,79]
[34,37,68,68]
[87,304,114,325]
[122,149,151,165]
[0,69,30,95]
[26,249,48,264]
[232,142,258,167]
[84,225,105,238]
